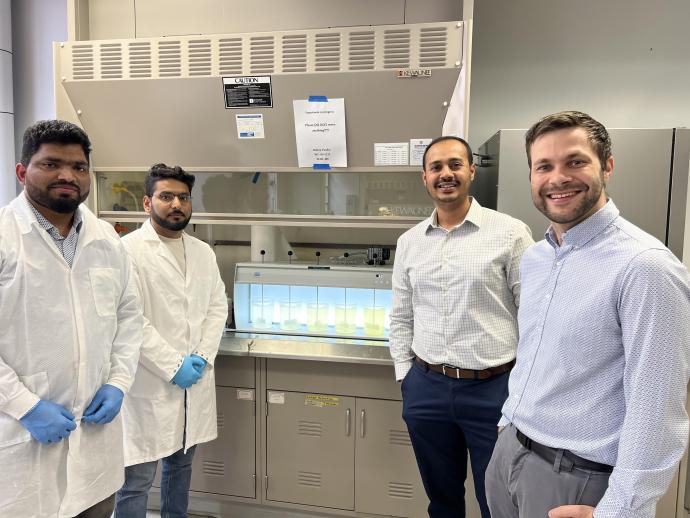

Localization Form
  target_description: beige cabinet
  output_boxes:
[354,398,428,517]
[190,386,256,497]
[266,391,356,510]
[265,390,428,517]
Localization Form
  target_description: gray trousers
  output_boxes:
[485,425,610,517]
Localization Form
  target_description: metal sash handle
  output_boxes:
[360,409,366,438]
[346,408,351,436]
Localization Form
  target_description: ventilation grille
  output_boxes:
[315,33,341,71]
[419,26,448,68]
[348,31,375,70]
[383,29,410,69]
[158,40,181,77]
[217,413,225,430]
[189,39,212,76]
[128,41,151,78]
[389,429,412,446]
[297,420,322,438]
[389,481,414,499]
[298,471,322,488]
[202,460,225,477]
[99,43,122,79]
[282,34,307,73]
[61,21,461,80]
[219,37,242,75]
[71,45,94,80]
[250,36,275,74]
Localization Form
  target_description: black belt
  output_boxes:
[516,428,613,473]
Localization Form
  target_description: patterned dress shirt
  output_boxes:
[501,200,690,517]
[27,198,83,268]
[389,198,533,380]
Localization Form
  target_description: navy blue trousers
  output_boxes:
[402,361,509,518]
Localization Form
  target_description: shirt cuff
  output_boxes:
[395,360,413,381]
[498,415,509,428]
[3,388,41,420]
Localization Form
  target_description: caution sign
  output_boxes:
[304,395,340,408]
[223,76,273,108]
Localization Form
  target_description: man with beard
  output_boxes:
[115,164,227,517]
[389,136,533,517]
[485,111,690,518]
[0,119,142,517]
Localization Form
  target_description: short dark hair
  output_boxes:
[422,136,474,170]
[144,163,196,196]
[525,111,612,169]
[20,120,92,166]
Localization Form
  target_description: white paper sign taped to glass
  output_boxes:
[223,76,273,108]
[293,98,347,168]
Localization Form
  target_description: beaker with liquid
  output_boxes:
[364,306,386,336]
[280,300,302,331]
[307,303,329,333]
[251,299,273,329]
[335,304,356,335]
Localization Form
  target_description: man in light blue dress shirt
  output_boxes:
[485,111,690,518]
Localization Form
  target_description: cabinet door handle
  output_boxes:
[346,408,351,436]
[360,409,366,438]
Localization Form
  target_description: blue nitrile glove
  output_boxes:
[19,400,77,444]
[82,384,124,425]
[190,354,207,376]
[171,355,202,389]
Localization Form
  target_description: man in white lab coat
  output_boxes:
[115,163,228,517]
[0,119,142,518]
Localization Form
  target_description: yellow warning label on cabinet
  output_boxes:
[304,395,340,408]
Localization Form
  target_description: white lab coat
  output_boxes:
[0,192,142,518]
[121,220,227,465]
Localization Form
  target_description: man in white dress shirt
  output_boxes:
[390,136,533,517]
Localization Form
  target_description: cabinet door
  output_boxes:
[190,386,256,498]
[266,391,355,510]
[354,398,428,517]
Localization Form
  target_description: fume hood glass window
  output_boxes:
[96,170,433,217]
[240,283,391,339]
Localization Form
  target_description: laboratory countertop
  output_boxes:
[218,330,394,365]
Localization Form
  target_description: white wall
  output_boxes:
[468,0,690,149]
[11,0,67,161]
[0,0,15,204]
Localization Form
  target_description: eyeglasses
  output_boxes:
[154,192,192,204]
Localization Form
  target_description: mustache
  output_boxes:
[48,181,80,190]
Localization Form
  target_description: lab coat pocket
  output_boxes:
[0,371,49,448]
[89,267,120,317]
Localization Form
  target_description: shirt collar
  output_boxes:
[25,197,83,236]
[545,199,619,249]
[426,197,482,232]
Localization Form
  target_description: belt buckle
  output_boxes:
[442,364,460,379]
